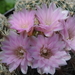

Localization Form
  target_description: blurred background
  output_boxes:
[0,0,16,14]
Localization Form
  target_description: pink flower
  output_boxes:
[9,9,35,33]
[0,31,32,74]
[30,34,71,74]
[60,15,75,51]
[35,3,69,36]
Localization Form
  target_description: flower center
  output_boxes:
[15,47,26,58]
[40,47,52,59]
[45,19,51,25]
[20,23,29,28]
[45,21,51,25]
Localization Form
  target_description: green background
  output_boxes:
[0,0,16,14]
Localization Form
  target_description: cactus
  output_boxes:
[0,63,18,75]
[0,14,10,45]
[15,0,45,11]
[15,0,75,15]
[0,14,8,31]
